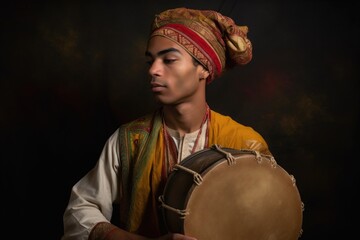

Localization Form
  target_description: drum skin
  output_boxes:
[160,146,303,240]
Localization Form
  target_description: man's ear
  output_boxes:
[200,68,210,80]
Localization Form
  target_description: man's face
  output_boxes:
[145,36,207,106]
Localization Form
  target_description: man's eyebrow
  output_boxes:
[145,48,181,57]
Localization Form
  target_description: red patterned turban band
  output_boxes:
[149,7,253,83]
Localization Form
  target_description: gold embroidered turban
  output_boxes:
[150,7,253,83]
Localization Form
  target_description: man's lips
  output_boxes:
[151,82,166,92]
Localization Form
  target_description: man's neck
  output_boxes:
[162,102,208,136]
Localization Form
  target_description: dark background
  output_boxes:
[1,0,359,239]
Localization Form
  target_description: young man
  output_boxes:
[62,7,271,240]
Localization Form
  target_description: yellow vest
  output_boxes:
[118,108,270,235]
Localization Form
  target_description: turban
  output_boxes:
[149,7,253,83]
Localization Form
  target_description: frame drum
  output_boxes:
[159,145,304,240]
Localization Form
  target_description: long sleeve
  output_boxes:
[61,129,121,240]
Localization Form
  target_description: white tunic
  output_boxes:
[61,123,207,240]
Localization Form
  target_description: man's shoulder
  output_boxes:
[210,109,256,131]
[120,110,160,133]
[210,110,240,125]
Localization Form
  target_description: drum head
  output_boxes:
[160,147,303,240]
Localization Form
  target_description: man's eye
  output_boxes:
[146,60,154,65]
[164,59,176,64]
